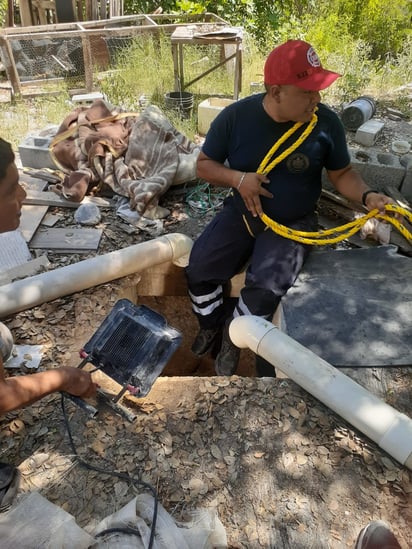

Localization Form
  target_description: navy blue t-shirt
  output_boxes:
[202,93,350,222]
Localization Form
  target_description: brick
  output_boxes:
[71,92,105,104]
[355,120,385,146]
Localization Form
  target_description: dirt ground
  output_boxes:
[1,100,412,548]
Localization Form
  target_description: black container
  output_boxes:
[341,96,376,131]
[164,91,194,119]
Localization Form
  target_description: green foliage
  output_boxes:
[0,0,7,26]
[175,0,206,14]
[374,35,412,111]
[0,95,70,149]
[98,33,239,139]
[315,0,412,59]
[124,1,177,13]
[122,0,411,61]
[99,35,175,111]
[271,0,412,103]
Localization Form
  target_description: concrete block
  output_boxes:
[350,148,405,190]
[355,119,385,146]
[71,91,105,104]
[18,134,57,170]
[400,154,412,201]
[322,147,405,192]
[401,171,412,202]
[198,97,236,135]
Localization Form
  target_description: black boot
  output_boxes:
[255,355,276,377]
[215,322,240,376]
[191,327,220,356]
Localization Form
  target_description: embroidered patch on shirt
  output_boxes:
[286,153,310,173]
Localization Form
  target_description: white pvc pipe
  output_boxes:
[230,315,412,470]
[0,233,192,319]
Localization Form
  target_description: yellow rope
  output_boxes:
[258,112,318,175]
[253,109,411,245]
[261,204,412,245]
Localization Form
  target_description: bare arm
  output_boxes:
[197,151,273,217]
[0,356,97,414]
[327,165,393,212]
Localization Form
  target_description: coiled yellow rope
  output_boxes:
[254,109,411,245]
[261,204,412,245]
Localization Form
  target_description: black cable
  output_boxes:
[60,394,158,549]
[94,526,143,538]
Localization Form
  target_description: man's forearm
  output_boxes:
[330,166,370,203]
[0,369,69,414]
[197,156,243,189]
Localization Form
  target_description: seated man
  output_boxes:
[185,39,394,378]
[0,138,97,414]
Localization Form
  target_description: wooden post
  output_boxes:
[81,34,94,91]
[19,0,34,26]
[85,0,99,20]
[6,0,14,27]
[109,0,122,18]
[0,36,22,97]
[76,0,83,21]
[85,0,93,21]
[171,43,180,91]
[178,43,184,91]
[233,43,242,99]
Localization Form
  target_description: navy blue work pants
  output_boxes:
[185,197,317,329]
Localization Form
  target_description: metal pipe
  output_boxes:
[229,315,412,470]
[0,233,192,318]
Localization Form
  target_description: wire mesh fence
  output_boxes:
[0,13,237,97]
[10,36,84,81]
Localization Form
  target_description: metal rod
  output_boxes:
[62,392,98,418]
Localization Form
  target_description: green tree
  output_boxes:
[0,0,8,26]
[315,0,412,59]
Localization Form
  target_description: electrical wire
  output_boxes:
[61,395,158,549]
[185,181,230,217]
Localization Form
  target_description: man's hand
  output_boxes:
[60,367,98,399]
[364,191,394,214]
[238,172,273,217]
[363,191,405,223]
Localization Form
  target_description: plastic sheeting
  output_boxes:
[91,493,227,549]
[0,492,94,549]
[0,491,227,549]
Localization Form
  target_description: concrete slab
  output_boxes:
[281,245,412,367]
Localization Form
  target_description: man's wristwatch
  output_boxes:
[362,189,378,206]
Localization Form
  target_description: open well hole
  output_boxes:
[135,261,257,378]
[138,295,257,378]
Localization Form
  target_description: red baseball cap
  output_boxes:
[264,40,341,91]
